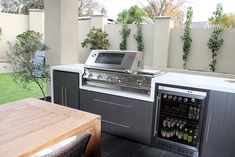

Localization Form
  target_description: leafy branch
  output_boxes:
[207,3,224,72]
[119,24,131,50]
[181,7,193,69]
[5,31,49,100]
[81,26,110,50]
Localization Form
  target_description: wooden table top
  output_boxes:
[0,98,101,157]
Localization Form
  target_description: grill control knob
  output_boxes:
[137,80,143,86]
[97,75,102,80]
[106,76,112,81]
[88,73,93,78]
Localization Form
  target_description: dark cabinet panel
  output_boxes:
[53,70,79,109]
[80,89,154,145]
[201,91,235,157]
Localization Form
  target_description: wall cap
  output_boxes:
[29,9,44,12]
[154,16,172,20]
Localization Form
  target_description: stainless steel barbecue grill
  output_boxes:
[82,50,159,95]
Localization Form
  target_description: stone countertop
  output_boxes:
[51,64,235,102]
[51,64,84,73]
[154,72,235,94]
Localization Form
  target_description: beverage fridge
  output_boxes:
[153,84,208,157]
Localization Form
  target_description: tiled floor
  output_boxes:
[102,132,185,157]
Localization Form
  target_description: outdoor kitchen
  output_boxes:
[51,50,235,157]
[0,0,235,157]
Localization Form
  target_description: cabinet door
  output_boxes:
[201,91,235,157]
[80,89,154,144]
[53,70,79,109]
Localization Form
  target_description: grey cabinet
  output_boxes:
[80,89,154,145]
[53,70,79,109]
[201,91,235,157]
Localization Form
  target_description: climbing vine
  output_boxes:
[207,3,224,72]
[134,23,144,51]
[181,7,193,69]
[119,24,131,50]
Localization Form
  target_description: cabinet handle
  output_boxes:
[102,120,130,128]
[93,99,131,108]
[64,88,68,107]
[61,87,64,105]
[206,113,212,142]
[154,96,160,137]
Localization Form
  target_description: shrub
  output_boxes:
[81,27,110,50]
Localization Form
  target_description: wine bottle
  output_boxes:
[183,128,188,141]
[188,106,194,119]
[175,122,180,137]
[188,130,193,143]
[162,120,167,137]
[178,125,183,140]
[166,125,171,138]
[171,121,176,137]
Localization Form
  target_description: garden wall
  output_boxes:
[0,13,29,60]
[78,16,235,74]
[105,24,155,67]
[0,10,44,73]
[169,28,235,74]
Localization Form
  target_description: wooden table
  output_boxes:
[0,98,101,157]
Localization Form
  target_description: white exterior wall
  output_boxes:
[78,19,91,63]
[29,9,44,37]
[169,28,235,74]
[44,0,78,67]
[0,13,29,60]
[105,24,155,66]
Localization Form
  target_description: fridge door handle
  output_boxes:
[206,113,212,142]
[154,96,160,137]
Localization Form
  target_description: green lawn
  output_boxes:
[0,73,44,104]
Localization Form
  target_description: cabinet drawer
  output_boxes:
[80,89,154,144]
[82,90,153,118]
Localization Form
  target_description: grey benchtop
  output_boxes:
[51,64,235,102]
[154,72,235,94]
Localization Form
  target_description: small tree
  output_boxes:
[81,27,110,50]
[119,24,131,50]
[207,3,224,72]
[181,7,193,69]
[116,5,149,24]
[5,30,49,100]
